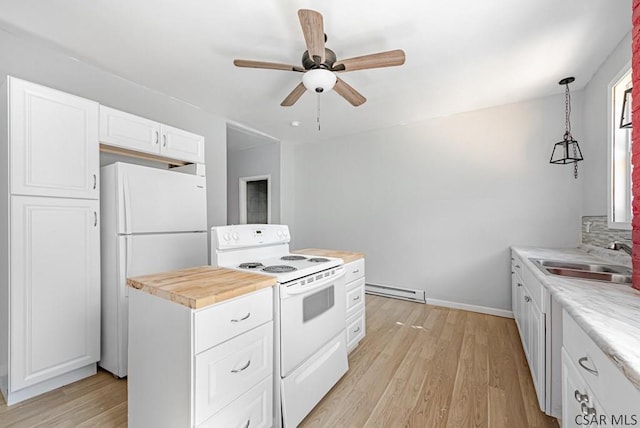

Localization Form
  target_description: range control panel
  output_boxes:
[212,224,290,250]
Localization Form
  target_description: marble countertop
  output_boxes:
[511,246,640,391]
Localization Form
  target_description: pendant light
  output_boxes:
[550,77,583,179]
[620,87,632,129]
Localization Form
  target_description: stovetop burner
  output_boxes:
[239,262,264,269]
[263,265,297,273]
[281,255,307,261]
[308,257,330,263]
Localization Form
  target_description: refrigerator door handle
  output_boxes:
[124,235,132,297]
[122,174,132,235]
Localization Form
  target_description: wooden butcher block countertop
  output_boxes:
[295,248,364,264]
[127,266,277,310]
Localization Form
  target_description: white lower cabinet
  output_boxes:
[561,310,640,426]
[511,252,549,414]
[344,259,366,352]
[128,287,274,428]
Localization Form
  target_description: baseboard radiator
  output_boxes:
[365,282,426,304]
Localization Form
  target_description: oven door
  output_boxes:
[280,267,346,377]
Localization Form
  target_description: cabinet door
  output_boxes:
[160,124,204,163]
[99,106,161,155]
[562,350,607,428]
[9,77,99,199]
[519,287,531,360]
[529,301,545,411]
[10,196,100,391]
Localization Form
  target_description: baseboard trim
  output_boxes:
[425,298,513,318]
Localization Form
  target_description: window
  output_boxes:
[609,65,632,229]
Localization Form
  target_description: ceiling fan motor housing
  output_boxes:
[302,48,337,70]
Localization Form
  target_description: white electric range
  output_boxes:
[211,224,349,428]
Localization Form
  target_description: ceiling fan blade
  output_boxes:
[298,9,325,65]
[281,83,307,107]
[234,59,304,72]
[334,78,366,107]
[333,49,406,72]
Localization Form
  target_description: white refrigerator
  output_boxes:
[99,162,208,377]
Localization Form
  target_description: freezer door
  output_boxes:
[115,162,207,234]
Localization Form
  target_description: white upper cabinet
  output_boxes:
[99,106,160,154]
[99,105,205,164]
[9,77,99,199]
[160,124,205,164]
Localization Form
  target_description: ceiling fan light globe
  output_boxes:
[302,69,336,94]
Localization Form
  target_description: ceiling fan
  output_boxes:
[234,9,406,107]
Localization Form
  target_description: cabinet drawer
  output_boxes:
[562,310,640,414]
[198,376,272,428]
[522,263,545,312]
[346,310,365,352]
[194,322,273,425]
[346,277,365,319]
[194,288,272,354]
[344,259,365,284]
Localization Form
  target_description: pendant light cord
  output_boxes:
[317,94,321,131]
[564,82,579,179]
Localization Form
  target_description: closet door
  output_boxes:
[9,77,99,199]
[10,196,100,390]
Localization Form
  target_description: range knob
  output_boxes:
[277,230,283,237]
[232,232,239,240]
[223,232,231,241]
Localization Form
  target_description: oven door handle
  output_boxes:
[284,268,345,296]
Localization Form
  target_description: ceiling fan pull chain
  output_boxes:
[317,93,321,131]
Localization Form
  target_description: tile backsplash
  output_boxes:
[581,215,631,247]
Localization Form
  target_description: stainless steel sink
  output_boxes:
[530,258,632,284]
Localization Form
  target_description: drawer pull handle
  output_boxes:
[353,269,360,274]
[240,419,251,428]
[92,174,97,190]
[515,264,521,269]
[578,357,598,376]
[581,402,596,417]
[231,312,251,322]
[155,130,159,145]
[524,296,531,303]
[574,390,589,403]
[353,326,361,333]
[517,283,523,287]
[94,211,98,227]
[353,295,361,301]
[163,134,167,147]
[231,360,251,373]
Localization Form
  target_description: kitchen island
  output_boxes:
[127,266,277,428]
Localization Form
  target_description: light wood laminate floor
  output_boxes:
[0,294,558,428]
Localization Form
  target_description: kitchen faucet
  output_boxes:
[607,241,633,256]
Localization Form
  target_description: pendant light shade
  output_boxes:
[620,87,632,129]
[550,77,583,178]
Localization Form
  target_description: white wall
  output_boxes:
[227,127,281,225]
[287,94,583,311]
[0,27,227,228]
[581,31,632,216]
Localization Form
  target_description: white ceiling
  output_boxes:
[0,1,632,144]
